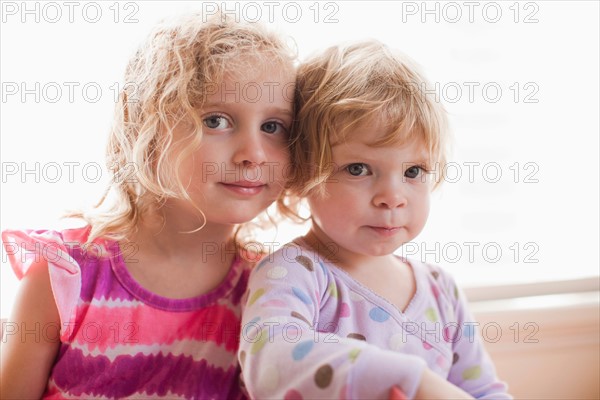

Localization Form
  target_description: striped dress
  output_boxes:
[2,227,253,399]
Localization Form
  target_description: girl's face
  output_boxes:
[307,118,432,265]
[174,66,294,226]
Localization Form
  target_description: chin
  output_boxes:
[364,242,404,257]
[220,209,265,225]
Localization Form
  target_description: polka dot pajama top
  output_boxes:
[239,240,511,399]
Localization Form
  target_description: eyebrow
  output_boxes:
[269,107,294,118]
[203,103,292,117]
[332,143,430,164]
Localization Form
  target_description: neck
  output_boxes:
[128,202,237,262]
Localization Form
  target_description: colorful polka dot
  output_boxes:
[369,307,390,322]
[291,311,312,326]
[462,365,482,380]
[490,382,507,390]
[292,287,312,304]
[251,329,269,355]
[452,352,460,365]
[435,354,447,369]
[425,307,438,322]
[388,333,406,351]
[430,284,440,299]
[318,260,328,275]
[454,284,459,299]
[431,270,440,279]
[284,325,301,339]
[295,255,314,271]
[464,323,476,339]
[244,317,261,336]
[239,350,246,367]
[328,283,338,299]
[422,341,432,350]
[443,325,459,343]
[248,288,265,306]
[347,333,366,341]
[261,299,288,307]
[292,341,314,361]
[314,364,334,388]
[267,266,288,279]
[348,348,361,363]
[284,389,303,400]
[339,302,351,318]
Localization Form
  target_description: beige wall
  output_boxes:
[472,292,599,399]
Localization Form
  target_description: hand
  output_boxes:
[414,368,474,399]
[389,386,408,400]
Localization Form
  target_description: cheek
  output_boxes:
[412,190,431,224]
[263,144,290,181]
[307,194,338,228]
[309,187,359,223]
[273,148,291,176]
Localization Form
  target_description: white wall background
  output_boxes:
[1,1,599,318]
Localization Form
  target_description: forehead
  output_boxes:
[332,131,429,164]
[201,68,295,113]
[204,65,294,104]
[332,115,426,152]
[224,55,295,85]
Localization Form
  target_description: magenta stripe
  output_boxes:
[230,269,250,306]
[51,346,245,398]
[75,251,136,303]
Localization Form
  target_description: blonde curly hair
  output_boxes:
[70,12,296,244]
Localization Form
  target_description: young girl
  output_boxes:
[239,41,511,399]
[1,12,295,399]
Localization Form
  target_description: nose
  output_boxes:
[372,178,408,209]
[232,130,267,166]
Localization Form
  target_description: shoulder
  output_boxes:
[2,227,89,277]
[255,240,328,274]
[409,258,463,304]
[246,240,332,298]
[1,225,106,340]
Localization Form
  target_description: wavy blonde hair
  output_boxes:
[70,12,296,244]
[286,40,449,203]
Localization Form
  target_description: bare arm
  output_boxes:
[1,260,61,398]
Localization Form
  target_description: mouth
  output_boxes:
[220,181,267,196]
[366,226,403,236]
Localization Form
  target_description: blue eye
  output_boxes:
[203,115,230,130]
[347,163,370,176]
[405,165,424,179]
[261,121,287,135]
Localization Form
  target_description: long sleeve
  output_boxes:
[437,271,512,399]
[238,245,427,399]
